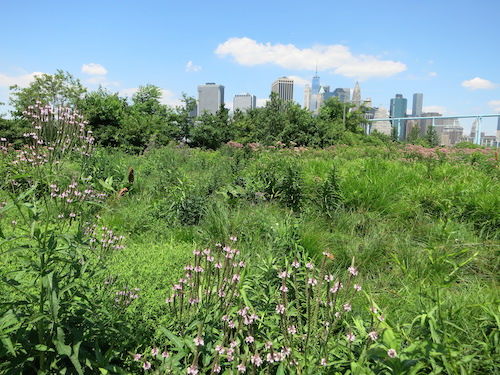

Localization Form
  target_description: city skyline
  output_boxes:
[0,0,499,134]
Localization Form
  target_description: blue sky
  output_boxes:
[1,0,499,134]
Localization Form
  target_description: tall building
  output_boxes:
[271,77,294,102]
[198,83,224,116]
[310,74,321,110]
[371,107,392,135]
[351,81,361,109]
[332,88,351,103]
[390,94,407,140]
[412,93,423,117]
[304,85,312,110]
[233,93,256,113]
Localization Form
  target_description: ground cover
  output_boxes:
[1,134,499,373]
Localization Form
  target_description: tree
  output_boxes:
[173,94,197,142]
[425,124,440,147]
[9,70,86,116]
[190,104,232,149]
[80,88,129,147]
[406,124,421,144]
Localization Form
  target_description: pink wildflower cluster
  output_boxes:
[114,286,139,307]
[85,223,126,253]
[22,102,94,159]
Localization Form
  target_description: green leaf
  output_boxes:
[276,362,285,375]
[159,327,185,349]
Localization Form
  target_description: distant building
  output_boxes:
[412,93,423,116]
[332,88,351,103]
[351,81,361,109]
[440,122,464,146]
[233,93,256,113]
[370,107,392,135]
[390,94,407,140]
[304,85,312,110]
[198,83,224,116]
[271,77,294,102]
[311,74,321,110]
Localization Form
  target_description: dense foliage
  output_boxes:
[0,74,499,373]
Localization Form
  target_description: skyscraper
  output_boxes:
[304,85,312,110]
[197,83,224,116]
[351,81,361,109]
[412,93,423,117]
[233,93,256,113]
[390,94,407,140]
[310,74,321,110]
[271,77,294,102]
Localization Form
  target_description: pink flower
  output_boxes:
[320,358,327,366]
[291,260,300,268]
[251,354,263,367]
[280,285,289,292]
[354,284,362,291]
[288,325,297,334]
[276,304,286,314]
[245,335,254,343]
[143,361,151,370]
[193,336,204,346]
[346,332,355,342]
[324,274,334,282]
[369,331,378,340]
[278,270,290,279]
[237,363,246,373]
[151,347,159,356]
[187,365,199,374]
[307,278,318,286]
[162,351,169,357]
[343,303,351,311]
[213,365,221,373]
[387,349,397,358]
[348,266,358,276]
[306,262,314,269]
[133,353,142,361]
[230,236,237,242]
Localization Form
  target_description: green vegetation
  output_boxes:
[0,74,499,373]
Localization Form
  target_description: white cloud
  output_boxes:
[185,61,202,72]
[488,100,500,112]
[0,71,45,88]
[82,63,107,75]
[461,77,496,90]
[215,37,406,80]
[423,105,448,115]
[288,75,310,87]
[428,71,437,77]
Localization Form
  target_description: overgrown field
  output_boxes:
[1,133,499,373]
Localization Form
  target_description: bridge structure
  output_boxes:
[367,113,500,145]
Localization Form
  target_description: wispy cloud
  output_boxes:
[288,75,310,87]
[185,61,201,72]
[215,37,406,80]
[82,63,107,75]
[0,71,45,88]
[488,100,500,112]
[461,77,496,90]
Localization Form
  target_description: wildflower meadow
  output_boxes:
[0,102,499,374]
